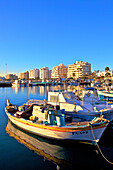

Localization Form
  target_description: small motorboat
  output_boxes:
[5,100,109,145]
[98,90,113,101]
[26,90,113,121]
[80,88,113,120]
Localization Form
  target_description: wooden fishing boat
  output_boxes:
[5,101,109,145]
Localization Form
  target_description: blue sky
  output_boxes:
[0,0,113,76]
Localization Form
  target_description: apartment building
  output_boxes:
[48,70,52,79]
[39,67,51,80]
[68,61,91,79]
[5,74,18,80]
[20,71,29,79]
[29,69,39,79]
[51,64,67,79]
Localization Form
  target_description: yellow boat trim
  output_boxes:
[7,113,107,132]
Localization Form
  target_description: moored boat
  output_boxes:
[5,101,109,145]
[12,80,27,87]
[79,88,113,120]
[26,90,113,121]
[98,90,113,101]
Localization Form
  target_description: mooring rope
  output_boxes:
[90,123,113,165]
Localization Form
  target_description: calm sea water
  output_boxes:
[0,86,113,170]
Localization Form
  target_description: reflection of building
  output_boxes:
[39,67,51,80]
[68,61,91,79]
[28,87,37,94]
[11,86,20,94]
[39,86,45,95]
[52,64,67,79]
[20,71,29,79]
[5,74,18,80]
[29,69,39,79]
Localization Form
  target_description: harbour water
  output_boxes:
[1,86,113,169]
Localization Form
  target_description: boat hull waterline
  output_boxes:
[6,112,108,145]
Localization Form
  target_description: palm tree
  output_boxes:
[105,67,110,72]
[105,72,111,77]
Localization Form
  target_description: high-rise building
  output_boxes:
[68,61,91,79]
[39,67,51,80]
[51,64,67,79]
[29,69,39,79]
[48,70,52,79]
[20,71,29,79]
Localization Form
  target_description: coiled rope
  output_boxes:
[90,123,113,165]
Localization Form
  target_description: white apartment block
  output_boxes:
[29,69,39,79]
[39,67,51,80]
[52,64,67,79]
[68,61,91,79]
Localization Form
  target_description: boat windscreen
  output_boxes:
[63,92,76,101]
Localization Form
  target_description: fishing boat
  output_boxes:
[5,100,109,145]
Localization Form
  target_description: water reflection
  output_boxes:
[12,86,20,94]
[6,120,104,169]
[11,85,84,96]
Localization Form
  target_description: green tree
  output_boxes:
[105,67,110,72]
[105,72,110,77]
[96,70,99,73]
[100,76,104,79]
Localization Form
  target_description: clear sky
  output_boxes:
[0,0,113,76]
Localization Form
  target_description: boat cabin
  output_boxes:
[47,91,94,112]
[82,87,99,104]
[48,91,77,103]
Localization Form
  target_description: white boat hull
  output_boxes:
[6,112,108,144]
